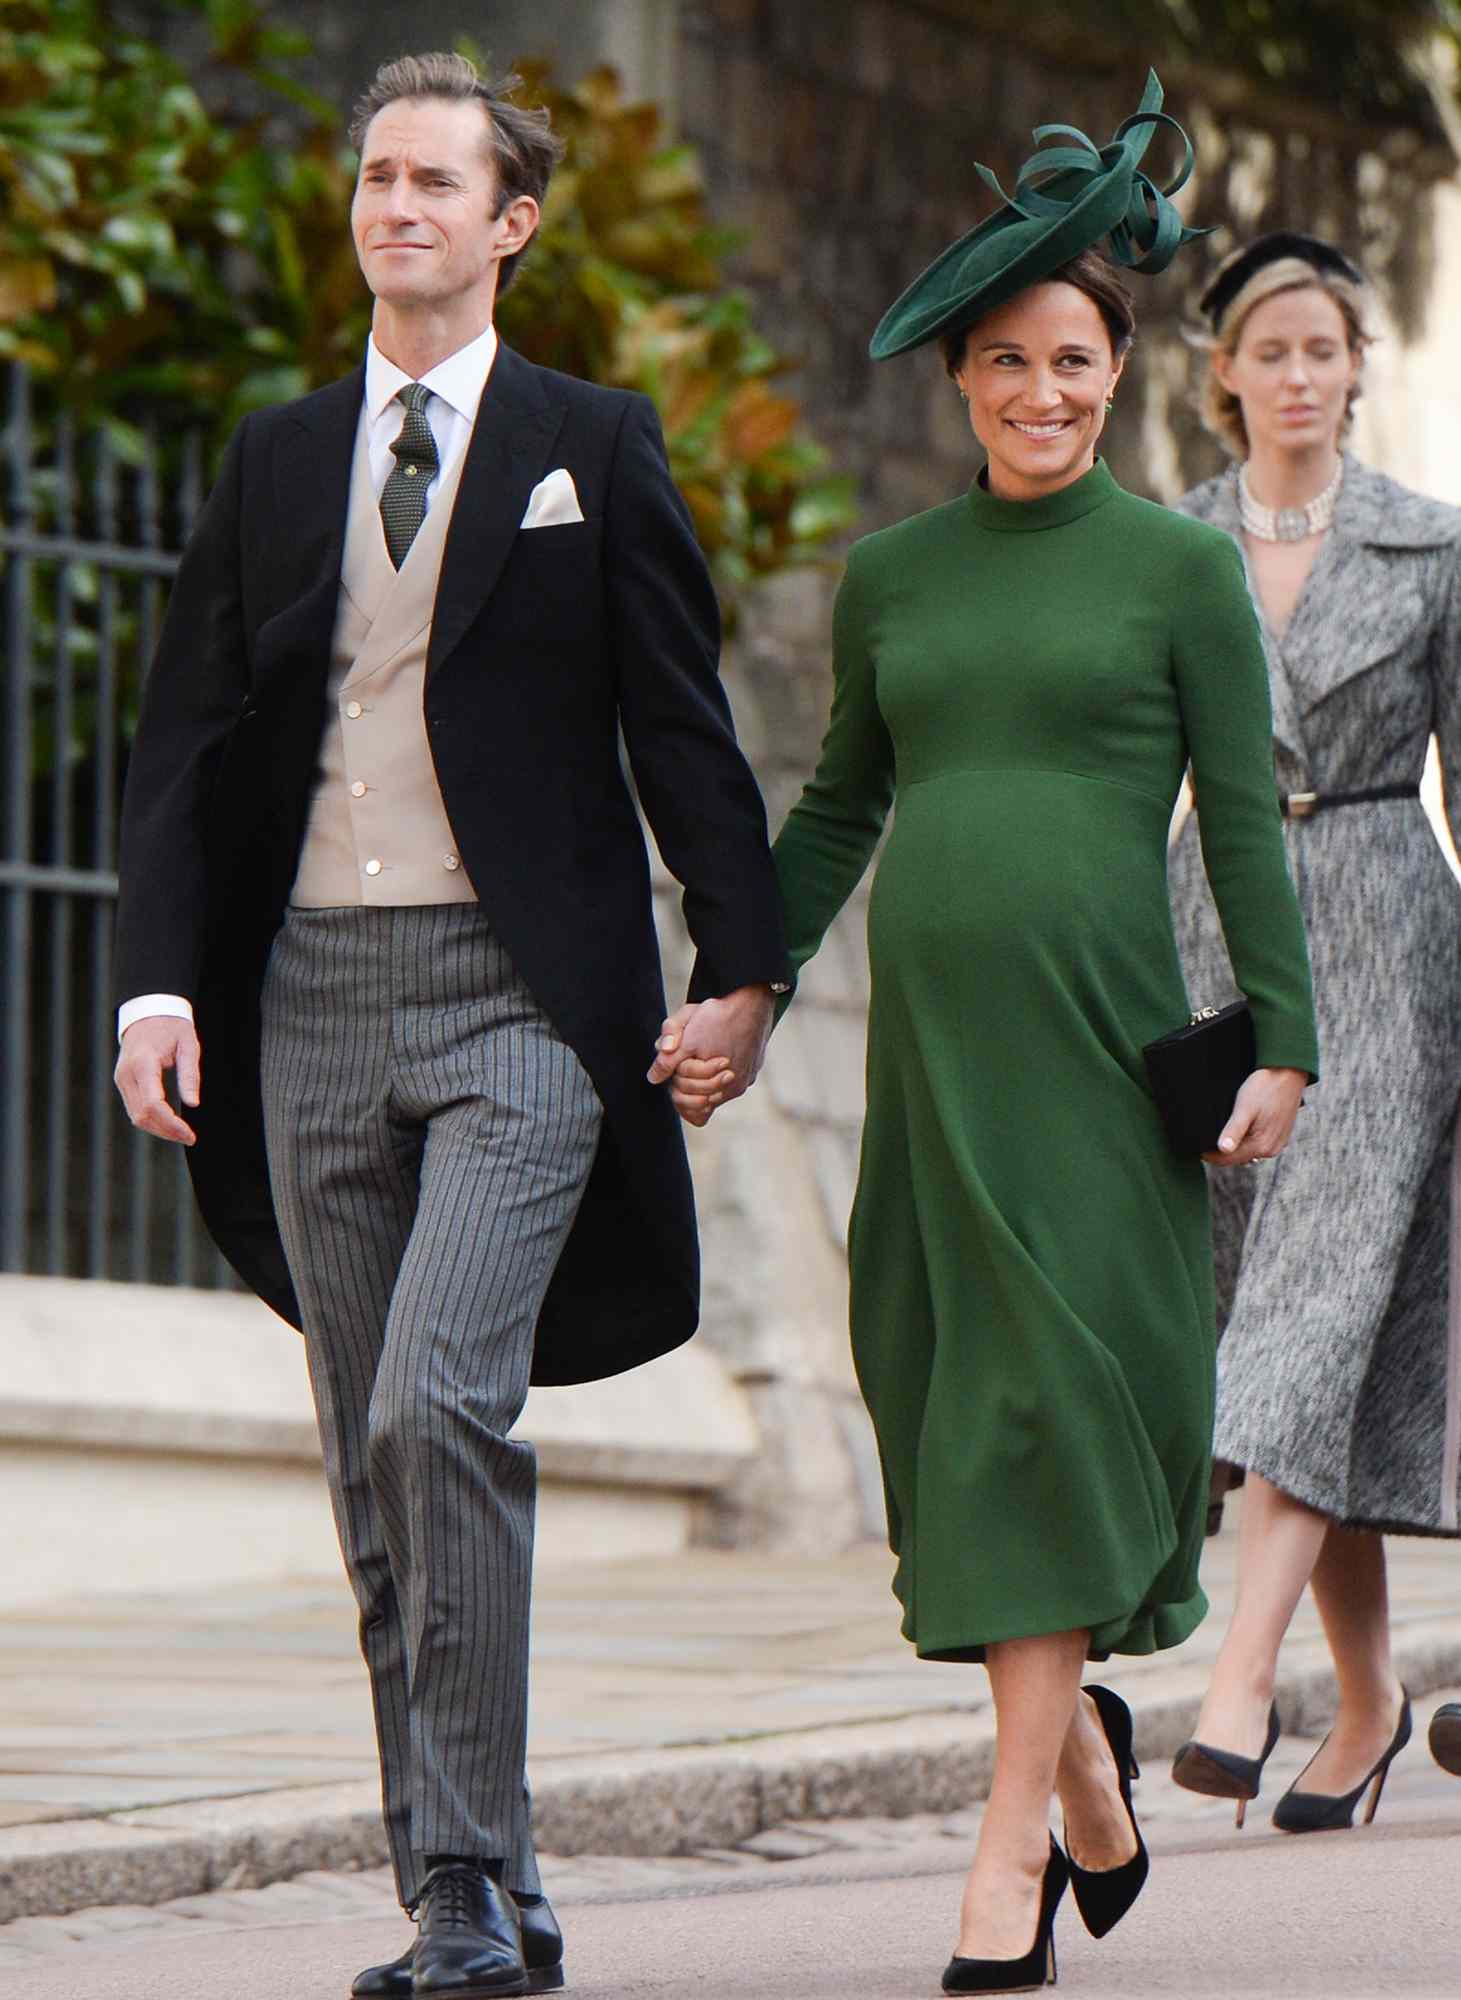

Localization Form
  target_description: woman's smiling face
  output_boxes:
[954,282,1125,501]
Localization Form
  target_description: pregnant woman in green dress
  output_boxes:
[654,77,1317,1993]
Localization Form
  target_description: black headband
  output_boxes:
[1199,231,1365,329]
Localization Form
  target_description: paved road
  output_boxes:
[2,1822,1455,2000]
[3,1720,1457,1999]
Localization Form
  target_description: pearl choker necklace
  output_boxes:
[1238,461,1343,543]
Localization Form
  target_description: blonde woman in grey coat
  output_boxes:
[1167,232,1461,1831]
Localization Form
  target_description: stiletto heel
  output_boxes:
[1363,1765,1387,1824]
[1065,1685,1149,1938]
[942,1836,1069,1994]
[1171,1701,1281,1826]
[1272,1693,1411,1834]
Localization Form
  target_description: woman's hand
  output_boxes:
[1204,1067,1308,1168]
[646,988,774,1128]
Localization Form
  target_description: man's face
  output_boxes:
[351,96,513,311]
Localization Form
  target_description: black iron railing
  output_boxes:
[0,363,235,1287]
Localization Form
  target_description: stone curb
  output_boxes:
[2,1634,1456,1927]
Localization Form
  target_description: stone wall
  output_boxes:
[0,1276,761,1604]
[651,564,884,1551]
[676,0,1455,526]
[650,1,1461,1553]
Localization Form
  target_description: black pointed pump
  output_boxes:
[942,1836,1069,1994]
[1171,1701,1281,1828]
[1272,1693,1411,1833]
[1065,1684,1150,1937]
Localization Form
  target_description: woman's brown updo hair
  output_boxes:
[938,249,1137,377]
[1199,258,1373,459]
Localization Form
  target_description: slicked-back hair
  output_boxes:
[349,52,564,292]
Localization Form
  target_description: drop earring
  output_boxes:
[1106,397,1115,412]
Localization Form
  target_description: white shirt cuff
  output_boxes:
[118,994,195,1043]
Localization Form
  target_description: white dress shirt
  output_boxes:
[118,325,500,1041]
[364,320,497,502]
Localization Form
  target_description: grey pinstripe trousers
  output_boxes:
[260,905,602,1906]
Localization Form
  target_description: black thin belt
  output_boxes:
[1280,784,1420,820]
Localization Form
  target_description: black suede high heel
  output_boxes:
[1272,1693,1412,1833]
[942,1836,1069,1994]
[1170,1701,1281,1828]
[1064,1684,1149,1937]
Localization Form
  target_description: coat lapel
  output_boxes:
[1281,458,1452,717]
[1194,470,1309,766]
[252,368,362,702]
[426,343,567,681]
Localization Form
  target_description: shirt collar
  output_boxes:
[364,321,499,425]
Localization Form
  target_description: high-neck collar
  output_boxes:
[966,457,1119,533]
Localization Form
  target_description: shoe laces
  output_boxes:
[414,1863,483,1930]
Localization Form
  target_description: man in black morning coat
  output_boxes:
[113,52,787,2000]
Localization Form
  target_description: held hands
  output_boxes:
[646,984,775,1129]
[114,1017,202,1146]
[1204,1066,1307,1169]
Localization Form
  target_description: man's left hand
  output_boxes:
[646,986,774,1128]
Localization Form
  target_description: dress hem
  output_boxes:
[907,1585,1209,1666]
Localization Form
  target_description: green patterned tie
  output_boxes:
[379,382,439,569]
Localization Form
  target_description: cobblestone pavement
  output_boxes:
[3,1690,1458,1971]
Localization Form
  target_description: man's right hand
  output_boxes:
[114,1017,202,1146]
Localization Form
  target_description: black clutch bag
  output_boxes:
[1142,1002,1256,1158]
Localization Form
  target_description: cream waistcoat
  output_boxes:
[290,414,476,908]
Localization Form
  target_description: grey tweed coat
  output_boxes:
[1168,456,1461,1536]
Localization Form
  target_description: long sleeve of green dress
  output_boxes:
[773,549,896,990]
[767,459,1317,1664]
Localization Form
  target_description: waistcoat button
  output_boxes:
[364,858,383,877]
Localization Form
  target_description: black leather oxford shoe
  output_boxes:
[352,1942,413,1999]
[352,1889,564,1998]
[410,1863,527,1997]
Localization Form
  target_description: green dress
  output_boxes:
[772,459,1319,1664]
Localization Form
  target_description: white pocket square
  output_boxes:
[521,467,585,529]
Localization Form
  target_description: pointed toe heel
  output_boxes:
[941,1838,1068,1994]
[1065,1684,1149,1938]
[1272,1694,1412,1834]
[1170,1701,1281,1827]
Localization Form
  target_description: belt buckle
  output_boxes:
[1285,791,1319,820]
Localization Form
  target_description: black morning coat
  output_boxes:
[114,343,790,1385]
